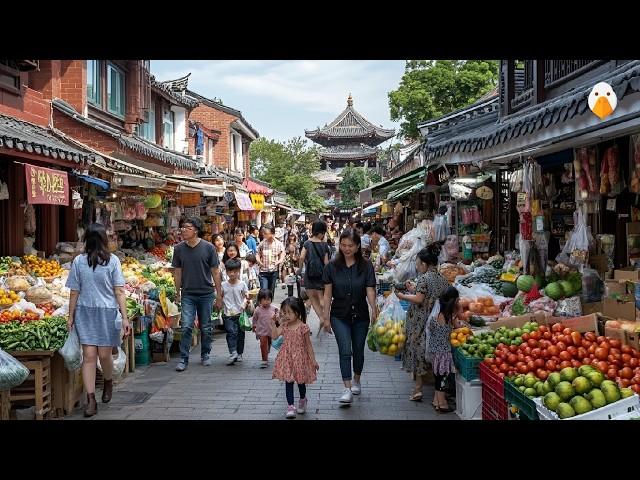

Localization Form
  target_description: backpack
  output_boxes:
[306,241,325,280]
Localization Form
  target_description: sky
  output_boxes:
[151,60,406,145]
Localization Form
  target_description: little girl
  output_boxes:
[271,296,319,419]
[428,286,460,413]
[252,289,277,368]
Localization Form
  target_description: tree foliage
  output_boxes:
[249,137,326,213]
[388,60,499,139]
[338,163,380,209]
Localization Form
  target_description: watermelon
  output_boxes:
[501,282,518,298]
[517,275,535,293]
[559,280,573,297]
[544,282,564,301]
[535,274,546,289]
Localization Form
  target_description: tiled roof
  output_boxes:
[152,76,200,108]
[318,144,378,160]
[423,61,640,161]
[185,89,260,138]
[52,99,199,170]
[0,113,99,164]
[305,95,395,145]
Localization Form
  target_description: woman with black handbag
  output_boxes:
[298,221,330,333]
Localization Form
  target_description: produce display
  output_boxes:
[459,296,500,321]
[450,327,472,347]
[126,298,143,319]
[0,256,15,275]
[458,322,539,360]
[459,265,502,292]
[0,315,68,351]
[0,289,20,308]
[439,263,467,283]
[22,255,64,277]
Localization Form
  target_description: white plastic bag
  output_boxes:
[433,214,448,243]
[371,293,406,357]
[0,348,29,390]
[97,346,126,378]
[556,210,590,268]
[59,327,83,371]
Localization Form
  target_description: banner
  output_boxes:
[250,193,265,211]
[25,164,69,206]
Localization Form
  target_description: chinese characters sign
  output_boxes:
[25,165,69,206]
[250,193,265,211]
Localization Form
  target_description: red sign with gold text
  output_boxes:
[25,165,69,206]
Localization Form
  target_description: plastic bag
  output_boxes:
[553,296,583,317]
[0,348,29,390]
[370,293,406,357]
[97,346,127,378]
[510,168,523,192]
[239,311,252,332]
[433,214,448,243]
[59,326,83,371]
[581,268,603,303]
[556,210,589,268]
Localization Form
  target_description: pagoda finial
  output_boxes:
[347,93,353,107]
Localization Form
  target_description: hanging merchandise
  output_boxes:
[135,202,148,221]
[0,180,9,200]
[519,212,533,240]
[631,134,640,194]
[574,147,598,200]
[510,168,523,193]
[556,209,590,268]
[561,163,574,184]
[24,204,36,236]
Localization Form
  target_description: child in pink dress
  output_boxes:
[271,296,319,419]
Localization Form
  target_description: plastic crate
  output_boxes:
[482,386,509,420]
[479,361,504,397]
[453,347,482,381]
[533,394,640,420]
[455,374,482,420]
[503,379,540,420]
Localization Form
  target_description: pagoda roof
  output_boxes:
[305,94,395,146]
[318,144,378,160]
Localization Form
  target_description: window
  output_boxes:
[137,103,155,142]
[107,63,125,117]
[208,138,214,165]
[163,110,175,149]
[0,61,21,94]
[87,60,101,106]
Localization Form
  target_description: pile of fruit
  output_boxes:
[458,322,540,360]
[543,271,582,300]
[0,256,14,274]
[0,309,41,324]
[459,297,500,321]
[141,267,176,301]
[148,246,168,260]
[0,289,20,308]
[450,327,472,347]
[0,315,68,351]
[36,302,56,317]
[22,255,64,277]
[371,319,406,356]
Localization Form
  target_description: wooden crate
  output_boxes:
[50,352,83,418]
[4,351,54,420]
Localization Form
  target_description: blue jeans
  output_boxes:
[179,293,215,363]
[223,314,245,355]
[259,271,279,297]
[331,315,369,381]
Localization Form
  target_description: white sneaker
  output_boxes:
[285,405,297,419]
[351,382,361,395]
[236,354,243,362]
[227,352,238,365]
[297,398,308,414]
[260,360,268,368]
[339,388,353,404]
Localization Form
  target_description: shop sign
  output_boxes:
[476,186,493,200]
[25,164,69,206]
[517,192,527,209]
[250,193,265,211]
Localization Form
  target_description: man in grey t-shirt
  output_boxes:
[172,217,223,371]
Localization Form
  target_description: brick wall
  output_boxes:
[188,103,237,171]
[0,86,50,127]
[59,60,86,116]
[29,60,61,101]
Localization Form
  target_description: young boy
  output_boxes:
[220,258,249,365]
[252,289,278,368]
[245,253,259,290]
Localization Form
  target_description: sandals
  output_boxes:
[409,388,423,402]
[434,404,454,413]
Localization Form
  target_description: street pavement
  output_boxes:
[69,286,456,420]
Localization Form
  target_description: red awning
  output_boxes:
[243,178,272,195]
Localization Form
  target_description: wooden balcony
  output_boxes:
[543,60,603,88]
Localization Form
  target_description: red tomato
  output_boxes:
[619,379,631,388]
[596,361,609,373]
[559,351,572,361]
[557,342,567,351]
[551,356,560,363]
[499,363,509,373]
[531,348,541,358]
[622,353,632,365]
[524,347,532,356]
[546,360,557,371]
[534,358,545,369]
[588,344,597,354]
[631,384,640,394]
[570,331,582,346]
[607,368,618,379]
[607,354,617,364]
[543,331,552,340]
[548,345,559,356]
[597,337,607,346]
[527,339,538,348]
[584,332,596,342]
[509,345,518,353]
[519,344,527,352]
[507,354,518,365]
[491,365,499,373]
[630,358,639,369]
[595,348,608,360]
[497,343,506,350]
[583,358,592,365]
[562,327,572,336]
[609,339,622,349]
[591,359,601,368]
[524,356,533,363]
[610,348,621,357]
[577,347,587,360]
[541,349,550,359]
[633,349,640,358]
[522,333,530,342]
[550,337,559,345]
[539,325,549,333]
[581,339,592,349]
[527,360,536,371]
[620,367,634,379]
[589,353,596,360]
[560,360,572,369]
[517,363,528,374]
[551,323,563,333]
[571,359,582,368]
[621,345,633,355]
[531,331,541,340]
[498,373,505,379]
[632,375,640,385]
[495,358,503,366]
[567,346,578,357]
[536,369,549,380]
[517,353,525,362]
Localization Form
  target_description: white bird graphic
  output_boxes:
[588,82,617,120]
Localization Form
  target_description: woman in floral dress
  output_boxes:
[396,245,449,402]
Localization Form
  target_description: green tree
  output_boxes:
[249,137,325,213]
[388,60,499,139]
[338,163,380,209]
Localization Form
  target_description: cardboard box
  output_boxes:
[626,330,639,350]
[604,279,628,296]
[581,301,603,315]
[489,312,547,330]
[547,313,599,333]
[603,297,637,322]
[604,326,627,344]
[614,268,640,281]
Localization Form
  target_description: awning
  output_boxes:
[234,191,254,211]
[387,181,424,201]
[359,166,425,203]
[243,178,273,195]
[275,202,302,215]
[75,173,110,190]
[112,172,167,189]
[176,181,225,197]
[363,201,383,214]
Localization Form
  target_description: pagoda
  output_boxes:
[305,94,395,207]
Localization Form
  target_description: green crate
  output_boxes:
[453,347,482,381]
[504,379,540,420]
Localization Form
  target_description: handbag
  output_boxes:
[239,310,253,332]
